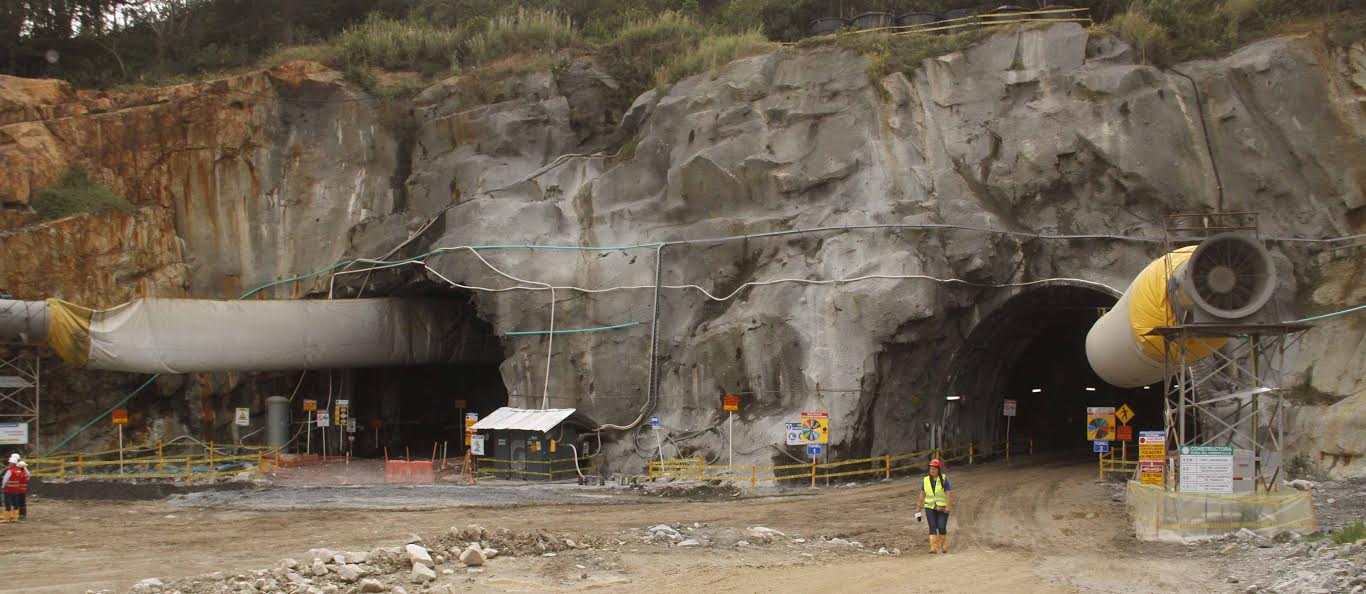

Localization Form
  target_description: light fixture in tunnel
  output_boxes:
[1031,388,1043,393]
[1085,387,1096,392]
[946,395,961,401]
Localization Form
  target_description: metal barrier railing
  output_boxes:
[26,441,276,481]
[1099,448,1139,480]
[649,437,1034,491]
[475,456,595,479]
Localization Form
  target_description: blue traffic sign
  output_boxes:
[807,444,823,456]
[1093,441,1111,453]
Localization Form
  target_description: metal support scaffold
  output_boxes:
[0,348,40,453]
[1150,213,1309,491]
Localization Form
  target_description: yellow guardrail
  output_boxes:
[649,438,1034,491]
[1099,448,1139,480]
[26,445,275,482]
[475,456,594,479]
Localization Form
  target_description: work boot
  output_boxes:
[928,535,937,553]
[940,535,949,553]
[0,511,8,523]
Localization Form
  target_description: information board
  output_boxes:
[1002,399,1017,417]
[1138,430,1166,460]
[785,422,803,445]
[1086,407,1116,441]
[800,412,829,444]
[470,434,485,456]
[1180,445,1234,494]
[0,422,28,445]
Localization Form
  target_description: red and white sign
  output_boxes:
[723,394,740,412]
[111,409,129,425]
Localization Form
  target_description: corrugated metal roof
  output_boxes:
[469,407,576,433]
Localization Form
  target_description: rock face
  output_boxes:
[0,25,1361,468]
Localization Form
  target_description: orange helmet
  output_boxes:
[929,459,942,468]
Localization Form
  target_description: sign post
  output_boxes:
[649,415,664,466]
[807,443,823,487]
[316,410,330,458]
[112,409,129,474]
[1003,399,1017,462]
[464,412,479,448]
[723,395,739,468]
[1115,403,1135,461]
[303,399,317,454]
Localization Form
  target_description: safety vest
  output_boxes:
[923,474,947,510]
[3,466,28,494]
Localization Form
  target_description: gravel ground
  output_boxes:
[168,482,657,511]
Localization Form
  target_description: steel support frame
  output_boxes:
[1162,328,1291,490]
[0,349,40,453]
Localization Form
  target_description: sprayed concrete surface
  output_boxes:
[0,459,1245,593]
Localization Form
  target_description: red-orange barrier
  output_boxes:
[384,460,436,484]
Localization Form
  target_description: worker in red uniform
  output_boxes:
[2,458,29,522]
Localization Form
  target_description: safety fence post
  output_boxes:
[1098,451,1104,480]
[185,458,192,481]
[77,454,84,478]
[157,441,164,472]
[257,451,264,476]
[208,441,214,468]
[884,455,891,479]
[750,466,757,492]
[648,463,655,481]
[810,461,817,488]
[1029,439,1034,455]
[58,460,66,478]
[698,459,705,481]
[969,443,975,465]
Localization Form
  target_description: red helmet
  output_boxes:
[929,459,942,468]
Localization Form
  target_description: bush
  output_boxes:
[31,168,134,221]
[1283,453,1329,481]
[599,11,709,96]
[335,14,465,72]
[1333,520,1366,545]
[461,7,580,66]
[659,30,776,85]
[261,44,343,69]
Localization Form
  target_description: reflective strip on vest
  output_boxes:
[923,474,947,509]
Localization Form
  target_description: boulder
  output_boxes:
[460,545,487,567]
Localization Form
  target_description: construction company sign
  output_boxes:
[800,412,829,444]
[0,422,28,445]
[1086,407,1116,441]
[1180,445,1234,494]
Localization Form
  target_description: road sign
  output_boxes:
[112,409,129,425]
[1002,399,1017,417]
[470,435,485,456]
[1115,425,1133,442]
[800,412,829,444]
[1138,430,1166,460]
[1116,403,1134,425]
[465,412,479,445]
[235,408,250,426]
[0,423,28,445]
[785,423,803,445]
[454,399,467,409]
[1139,460,1165,486]
[302,399,317,412]
[1093,441,1111,453]
[346,418,357,433]
[723,394,740,412]
[1086,407,1115,441]
[316,410,330,427]
[1180,445,1234,494]
[335,400,350,425]
[807,444,823,457]
[649,415,661,430]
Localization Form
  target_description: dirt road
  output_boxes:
[1,459,1233,593]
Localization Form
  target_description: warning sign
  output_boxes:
[1138,430,1166,460]
[1086,407,1115,441]
[335,400,350,426]
[1116,403,1134,425]
[465,412,479,446]
[316,410,330,427]
[785,423,802,445]
[302,399,317,412]
[1139,460,1165,486]
[235,408,250,426]
[1002,399,1017,417]
[723,394,740,412]
[800,412,829,444]
[470,435,485,456]
[112,409,129,425]
[1115,425,1133,441]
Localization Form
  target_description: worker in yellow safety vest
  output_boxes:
[915,458,952,553]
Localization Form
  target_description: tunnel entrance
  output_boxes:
[313,284,508,459]
[948,285,1162,456]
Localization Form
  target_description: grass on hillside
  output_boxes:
[31,168,134,221]
[802,27,993,82]
[1333,520,1366,545]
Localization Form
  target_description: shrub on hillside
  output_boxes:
[659,30,776,85]
[31,168,134,221]
[461,8,580,66]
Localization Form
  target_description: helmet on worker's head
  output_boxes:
[7,453,18,464]
[929,459,942,468]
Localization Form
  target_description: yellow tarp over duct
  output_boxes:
[45,298,93,367]
[1127,246,1225,361]
[44,298,460,374]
